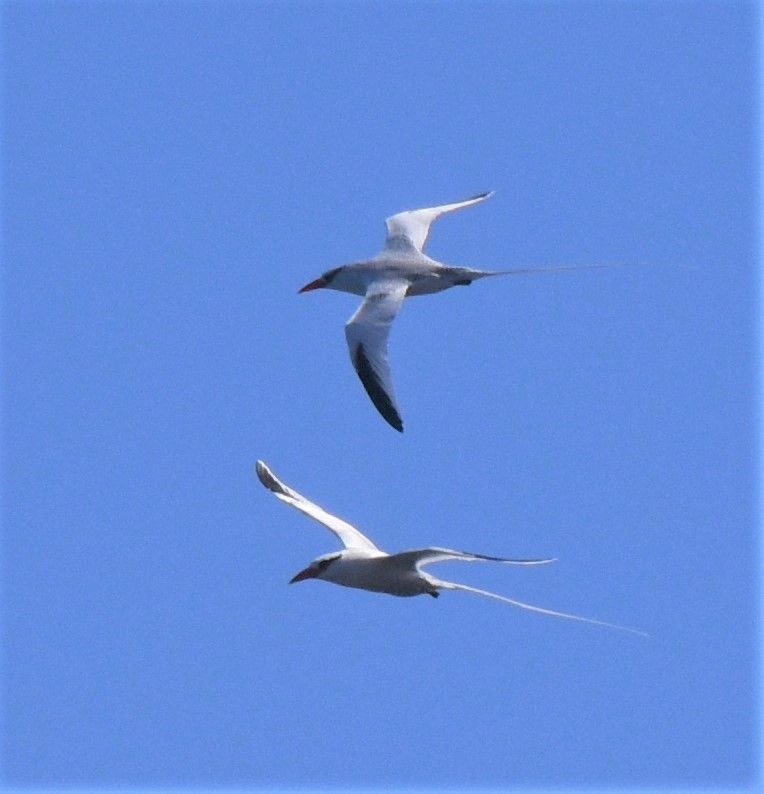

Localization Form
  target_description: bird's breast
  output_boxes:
[326,556,431,597]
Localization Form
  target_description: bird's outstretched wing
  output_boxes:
[435,578,647,636]
[384,191,494,253]
[392,547,556,568]
[255,461,381,551]
[345,281,408,432]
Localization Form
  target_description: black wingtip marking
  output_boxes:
[255,461,287,496]
[463,191,492,202]
[353,343,404,432]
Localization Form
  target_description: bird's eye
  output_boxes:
[323,267,340,283]
[317,555,339,571]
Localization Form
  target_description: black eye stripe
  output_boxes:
[317,555,340,571]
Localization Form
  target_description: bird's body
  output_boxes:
[299,191,617,431]
[297,549,441,598]
[255,460,645,635]
[312,255,504,299]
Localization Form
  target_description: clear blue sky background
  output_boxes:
[1,1,760,791]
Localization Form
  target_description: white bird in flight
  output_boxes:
[255,460,645,635]
[299,191,618,431]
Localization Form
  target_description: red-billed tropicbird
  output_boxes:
[299,191,618,431]
[255,460,645,635]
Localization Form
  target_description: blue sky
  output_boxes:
[1,1,760,791]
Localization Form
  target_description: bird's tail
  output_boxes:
[491,262,634,277]
[434,578,647,636]
[455,262,631,283]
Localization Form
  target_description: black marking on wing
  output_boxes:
[353,343,403,432]
[256,461,286,496]
[452,549,510,562]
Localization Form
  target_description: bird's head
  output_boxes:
[289,551,342,584]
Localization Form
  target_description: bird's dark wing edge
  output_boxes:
[353,342,404,432]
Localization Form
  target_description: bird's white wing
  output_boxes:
[255,460,381,551]
[392,547,556,568]
[345,281,408,432]
[384,191,494,253]
[435,579,647,636]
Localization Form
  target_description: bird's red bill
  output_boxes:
[289,566,317,583]
[298,277,327,293]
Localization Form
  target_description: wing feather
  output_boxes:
[345,282,408,431]
[384,191,494,253]
[255,461,381,551]
[391,547,555,569]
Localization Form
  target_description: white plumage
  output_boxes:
[255,460,645,635]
